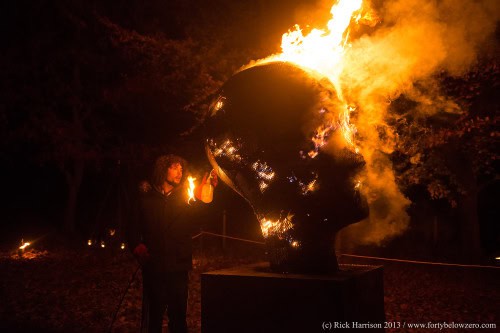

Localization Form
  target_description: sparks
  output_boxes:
[252,160,276,193]
[308,122,335,158]
[259,214,293,239]
[210,139,243,162]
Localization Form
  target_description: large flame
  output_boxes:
[245,0,392,244]
[249,0,366,154]
[245,0,498,244]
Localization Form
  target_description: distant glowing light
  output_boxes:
[120,243,126,250]
[19,241,31,250]
[87,239,92,246]
[100,241,106,248]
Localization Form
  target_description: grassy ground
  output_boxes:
[0,240,498,332]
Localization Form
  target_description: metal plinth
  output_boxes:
[202,262,385,333]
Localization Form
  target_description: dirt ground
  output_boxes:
[0,242,498,332]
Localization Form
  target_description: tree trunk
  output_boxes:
[457,182,481,262]
[63,159,84,235]
[445,147,481,262]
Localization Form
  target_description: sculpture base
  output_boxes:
[201,262,385,333]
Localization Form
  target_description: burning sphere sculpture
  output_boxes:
[204,62,368,274]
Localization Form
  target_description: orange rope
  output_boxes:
[192,232,499,269]
[192,231,265,244]
[340,253,500,269]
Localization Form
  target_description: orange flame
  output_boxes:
[187,176,196,204]
[247,0,367,154]
[259,214,293,238]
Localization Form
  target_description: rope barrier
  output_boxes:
[107,264,141,333]
[191,231,265,244]
[340,253,500,269]
[191,232,499,269]
[191,233,203,240]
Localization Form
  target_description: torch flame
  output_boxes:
[187,176,196,204]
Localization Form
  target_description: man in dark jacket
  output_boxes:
[129,154,216,333]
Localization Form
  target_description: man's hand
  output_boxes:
[133,243,150,265]
[209,169,218,187]
[200,171,218,188]
[195,170,218,201]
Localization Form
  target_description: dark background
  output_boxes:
[0,0,498,263]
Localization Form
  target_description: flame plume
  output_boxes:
[244,0,499,244]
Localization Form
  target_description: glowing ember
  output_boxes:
[301,178,319,195]
[354,179,362,191]
[187,176,197,204]
[100,241,105,248]
[87,239,92,246]
[120,242,126,250]
[212,96,225,114]
[19,240,31,250]
[210,139,242,162]
[259,214,293,238]
[252,160,276,193]
[308,122,335,158]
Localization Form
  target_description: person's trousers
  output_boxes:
[141,269,189,333]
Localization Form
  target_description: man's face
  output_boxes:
[166,163,183,185]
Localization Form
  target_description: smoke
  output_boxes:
[337,0,499,245]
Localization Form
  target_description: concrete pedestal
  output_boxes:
[201,263,385,333]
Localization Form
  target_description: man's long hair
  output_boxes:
[151,154,187,188]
